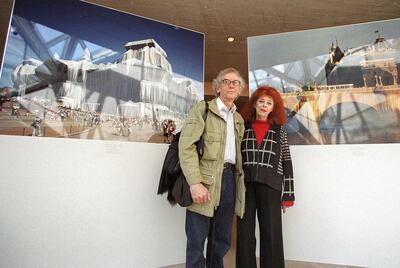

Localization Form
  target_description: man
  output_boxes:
[179,68,245,267]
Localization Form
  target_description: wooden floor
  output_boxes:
[160,247,365,268]
[161,218,365,268]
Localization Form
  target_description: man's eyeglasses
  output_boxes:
[221,79,241,87]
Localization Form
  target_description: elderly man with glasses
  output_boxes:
[179,67,246,267]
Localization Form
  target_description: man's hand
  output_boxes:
[190,183,210,204]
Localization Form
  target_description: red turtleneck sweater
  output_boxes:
[252,120,270,146]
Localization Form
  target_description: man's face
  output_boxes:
[217,72,241,104]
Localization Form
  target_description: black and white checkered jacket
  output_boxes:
[241,123,295,202]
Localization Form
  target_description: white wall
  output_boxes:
[0,136,187,267]
[283,143,400,268]
[0,135,399,267]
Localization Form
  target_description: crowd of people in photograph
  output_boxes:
[1,96,182,140]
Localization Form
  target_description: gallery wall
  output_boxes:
[284,143,400,268]
[0,136,187,267]
[1,136,399,267]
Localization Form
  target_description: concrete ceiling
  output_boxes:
[1,0,400,96]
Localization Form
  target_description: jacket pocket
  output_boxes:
[181,118,200,137]
[200,168,215,185]
[202,131,222,160]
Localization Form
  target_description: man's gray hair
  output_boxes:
[212,67,246,96]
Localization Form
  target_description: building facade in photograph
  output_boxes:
[11,39,199,121]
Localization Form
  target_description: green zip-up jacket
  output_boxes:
[178,98,245,217]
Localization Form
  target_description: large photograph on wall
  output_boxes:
[0,0,204,143]
[248,18,400,145]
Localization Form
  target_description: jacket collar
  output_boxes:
[208,98,244,124]
[216,97,237,114]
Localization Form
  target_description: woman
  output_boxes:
[236,86,295,268]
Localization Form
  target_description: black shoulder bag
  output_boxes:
[157,101,209,207]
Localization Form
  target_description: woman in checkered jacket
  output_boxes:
[236,86,295,268]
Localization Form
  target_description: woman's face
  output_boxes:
[254,95,274,121]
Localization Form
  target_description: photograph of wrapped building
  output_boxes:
[0,0,204,143]
[248,18,400,145]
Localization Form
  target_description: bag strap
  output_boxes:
[202,100,209,122]
[196,101,209,157]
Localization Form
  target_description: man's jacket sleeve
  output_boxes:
[178,102,206,185]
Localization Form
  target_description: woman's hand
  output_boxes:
[282,206,287,214]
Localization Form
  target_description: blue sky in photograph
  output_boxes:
[248,18,400,70]
[5,0,204,82]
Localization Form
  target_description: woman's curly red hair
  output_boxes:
[240,86,287,125]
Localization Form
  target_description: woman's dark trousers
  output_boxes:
[236,182,284,268]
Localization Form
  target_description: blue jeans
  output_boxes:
[185,168,236,268]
